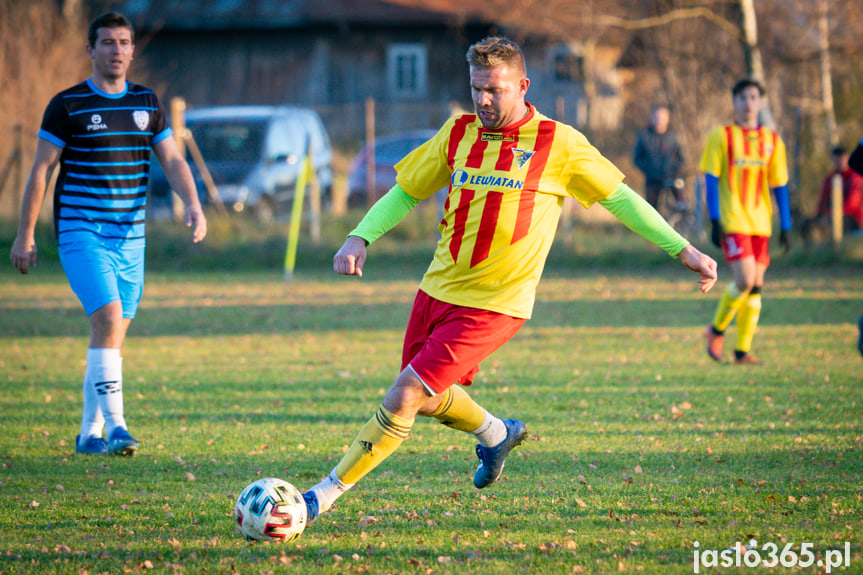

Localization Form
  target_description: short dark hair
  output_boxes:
[466,37,526,76]
[732,78,765,97]
[88,11,134,48]
[831,146,846,157]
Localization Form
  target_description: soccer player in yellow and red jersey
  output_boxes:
[700,78,792,365]
[300,37,718,524]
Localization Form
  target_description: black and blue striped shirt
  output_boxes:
[40,78,172,243]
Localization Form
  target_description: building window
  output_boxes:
[387,44,427,98]
[552,47,583,82]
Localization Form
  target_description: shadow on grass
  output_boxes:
[2,294,860,339]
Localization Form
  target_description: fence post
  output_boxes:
[831,172,843,244]
[307,139,321,243]
[365,97,376,208]
[183,130,226,216]
[170,97,187,221]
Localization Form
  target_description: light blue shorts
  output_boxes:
[58,233,145,319]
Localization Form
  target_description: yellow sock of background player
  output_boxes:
[712,283,748,332]
[735,289,762,354]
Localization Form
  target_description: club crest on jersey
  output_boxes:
[512,148,535,170]
[133,111,150,130]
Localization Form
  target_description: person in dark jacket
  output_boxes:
[633,105,686,210]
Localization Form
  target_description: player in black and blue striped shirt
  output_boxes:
[11,11,207,456]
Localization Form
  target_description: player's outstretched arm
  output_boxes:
[333,235,367,277]
[334,184,421,278]
[677,244,718,293]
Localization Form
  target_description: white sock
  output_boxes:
[88,348,126,437]
[80,369,104,439]
[309,469,353,514]
[471,412,507,447]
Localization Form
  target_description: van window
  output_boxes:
[188,119,267,164]
[268,116,306,160]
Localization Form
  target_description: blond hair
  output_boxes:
[466,37,526,75]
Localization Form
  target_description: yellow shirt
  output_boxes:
[699,124,788,236]
[396,105,624,318]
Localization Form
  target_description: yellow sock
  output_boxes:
[713,283,748,332]
[334,406,413,485]
[735,293,762,353]
[429,386,486,432]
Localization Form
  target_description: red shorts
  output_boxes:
[402,290,526,394]
[722,233,770,266]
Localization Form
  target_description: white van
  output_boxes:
[149,105,333,222]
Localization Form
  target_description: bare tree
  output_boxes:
[817,0,837,147]
[0,0,89,218]
[738,0,774,127]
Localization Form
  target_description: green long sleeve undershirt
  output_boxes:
[349,182,689,258]
[349,184,419,245]
[598,183,690,257]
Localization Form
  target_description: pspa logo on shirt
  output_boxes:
[87,114,107,131]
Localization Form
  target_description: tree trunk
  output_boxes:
[818,0,838,147]
[63,0,82,22]
[739,0,775,128]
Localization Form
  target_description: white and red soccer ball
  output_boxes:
[235,477,307,542]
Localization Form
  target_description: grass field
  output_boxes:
[1,218,861,574]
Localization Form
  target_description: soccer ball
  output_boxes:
[235,477,307,542]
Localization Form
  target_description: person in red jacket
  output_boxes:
[801,146,863,242]
[849,138,863,357]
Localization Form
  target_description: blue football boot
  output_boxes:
[107,428,139,456]
[76,434,108,455]
[473,418,527,488]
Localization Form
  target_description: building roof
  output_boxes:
[112,0,492,30]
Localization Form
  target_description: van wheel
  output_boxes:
[255,196,276,224]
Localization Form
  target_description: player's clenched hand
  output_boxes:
[333,235,367,277]
[677,244,718,293]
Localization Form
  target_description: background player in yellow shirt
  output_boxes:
[300,37,718,525]
[700,78,792,365]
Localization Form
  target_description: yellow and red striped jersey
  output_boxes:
[699,124,788,236]
[395,104,624,318]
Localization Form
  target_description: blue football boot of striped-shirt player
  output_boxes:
[76,434,108,455]
[107,428,139,456]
